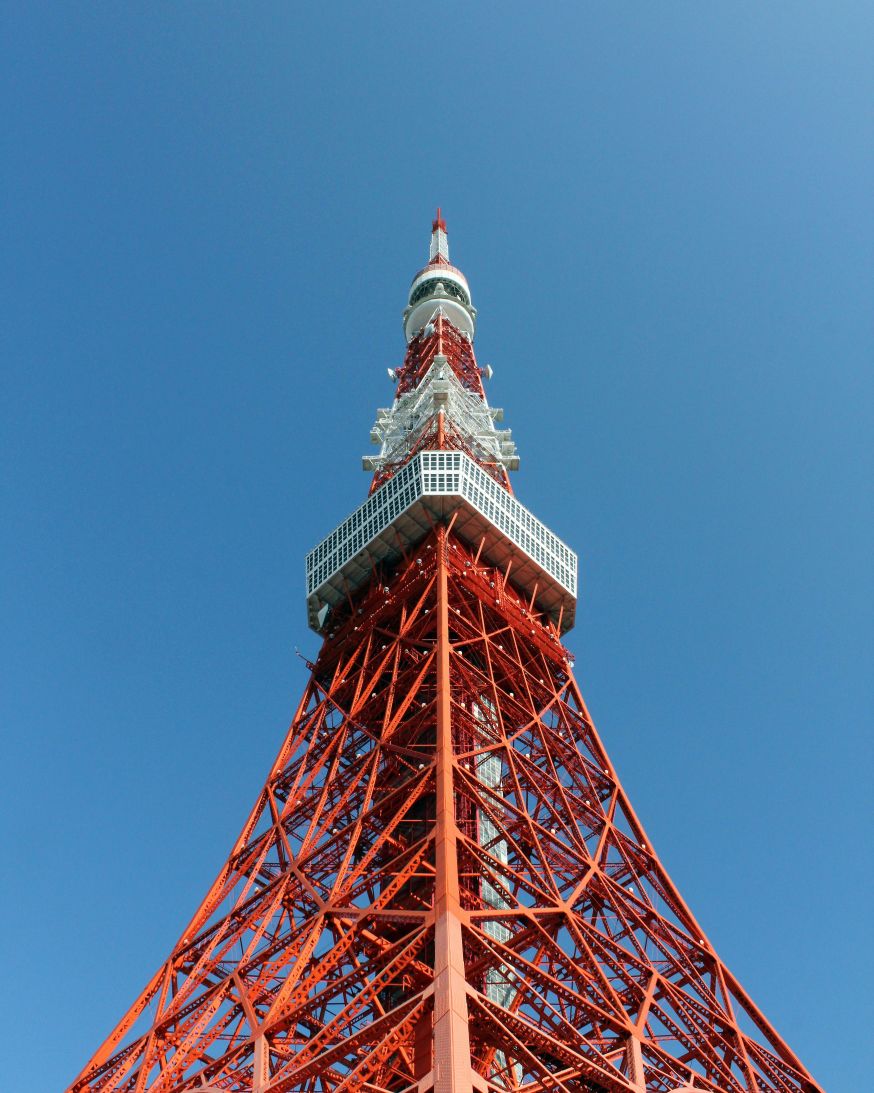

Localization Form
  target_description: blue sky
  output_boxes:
[1,5,871,1089]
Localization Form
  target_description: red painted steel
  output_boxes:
[69,532,822,1092]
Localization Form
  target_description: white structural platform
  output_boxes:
[306,450,577,634]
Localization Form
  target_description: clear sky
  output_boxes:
[1,5,871,1090]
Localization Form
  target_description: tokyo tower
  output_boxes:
[70,212,822,1093]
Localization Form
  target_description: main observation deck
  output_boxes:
[306,450,577,634]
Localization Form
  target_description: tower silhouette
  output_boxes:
[70,214,821,1093]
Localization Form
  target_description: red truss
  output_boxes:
[395,311,486,401]
[69,530,822,1093]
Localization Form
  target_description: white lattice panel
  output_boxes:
[306,451,577,633]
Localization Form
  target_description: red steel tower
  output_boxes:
[70,213,821,1093]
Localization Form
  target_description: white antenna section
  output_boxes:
[429,207,449,261]
[364,353,519,474]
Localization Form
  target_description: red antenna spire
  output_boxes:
[432,205,447,233]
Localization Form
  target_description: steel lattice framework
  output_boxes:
[69,213,822,1093]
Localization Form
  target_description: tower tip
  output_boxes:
[429,207,449,262]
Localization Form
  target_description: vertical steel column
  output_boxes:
[431,527,474,1093]
[251,1035,268,1092]
[626,1035,645,1092]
